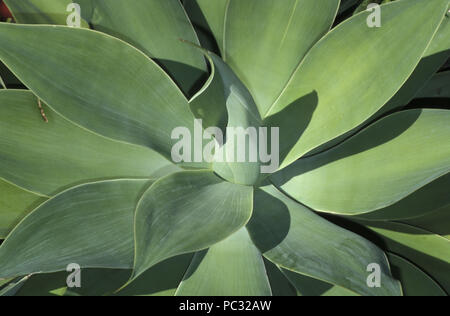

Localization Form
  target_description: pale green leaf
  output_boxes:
[77,0,207,95]
[0,178,47,239]
[273,110,450,215]
[0,90,175,196]
[132,171,253,283]
[282,269,358,296]
[268,0,448,168]
[355,173,450,221]
[356,220,450,293]
[176,228,271,296]
[0,24,205,166]
[246,185,402,296]
[3,0,89,26]
[196,0,339,116]
[0,179,150,279]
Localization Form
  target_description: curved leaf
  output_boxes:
[0,179,47,239]
[273,110,450,215]
[281,268,358,296]
[387,253,446,296]
[0,24,205,165]
[382,15,450,111]
[305,13,450,157]
[131,171,253,282]
[267,0,448,168]
[16,254,194,296]
[0,90,175,196]
[176,228,271,296]
[356,220,450,293]
[77,0,207,95]
[0,275,31,296]
[3,0,89,26]
[402,205,450,239]
[246,185,402,296]
[204,53,263,185]
[0,179,150,279]
[355,173,450,221]
[196,0,339,116]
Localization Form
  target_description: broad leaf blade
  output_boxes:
[268,0,449,168]
[132,171,253,282]
[247,185,402,296]
[273,110,450,215]
[0,90,175,196]
[77,0,207,96]
[0,179,150,279]
[356,173,450,221]
[0,24,203,165]
[204,53,264,185]
[176,228,271,296]
[356,220,450,293]
[196,0,340,116]
[282,268,358,296]
[3,0,89,26]
[0,179,47,239]
[387,253,446,296]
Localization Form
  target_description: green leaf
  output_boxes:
[267,0,449,168]
[116,254,194,296]
[282,269,358,296]
[175,228,271,296]
[306,13,450,157]
[15,272,68,296]
[0,179,150,279]
[381,14,450,111]
[204,53,264,185]
[188,46,227,131]
[416,71,450,98]
[0,24,205,166]
[402,205,450,239]
[0,178,47,239]
[3,0,89,26]
[356,220,450,293]
[196,0,339,116]
[247,185,402,296]
[355,173,450,221]
[387,253,446,296]
[15,254,194,296]
[77,0,207,96]
[132,171,253,283]
[0,275,31,296]
[263,259,297,296]
[273,110,450,215]
[0,90,175,196]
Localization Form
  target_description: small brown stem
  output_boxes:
[37,98,48,123]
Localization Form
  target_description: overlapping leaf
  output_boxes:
[273,110,450,215]
[176,228,271,296]
[0,90,175,196]
[194,0,340,116]
[0,23,206,167]
[132,171,253,282]
[0,179,150,279]
[246,185,402,296]
[267,0,448,168]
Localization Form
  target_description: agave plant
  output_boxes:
[0,0,449,297]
